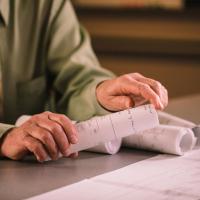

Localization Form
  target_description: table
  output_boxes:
[0,94,200,200]
[165,93,200,124]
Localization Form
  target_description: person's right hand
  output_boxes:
[0,112,78,162]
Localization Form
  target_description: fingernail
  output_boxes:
[126,102,131,109]
[160,102,164,110]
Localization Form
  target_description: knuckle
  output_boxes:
[59,114,70,123]
[133,72,141,77]
[123,74,132,80]
[51,125,62,134]
[59,114,67,119]
[40,132,51,143]
[140,84,150,91]
[43,111,52,116]
[60,115,74,128]
[31,115,39,121]
[120,74,132,82]
[153,81,162,89]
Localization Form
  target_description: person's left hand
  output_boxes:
[96,73,168,111]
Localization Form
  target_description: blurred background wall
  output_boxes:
[73,0,200,98]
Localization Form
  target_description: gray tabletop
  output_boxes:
[1,94,200,200]
[165,93,200,124]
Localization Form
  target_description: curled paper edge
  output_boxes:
[86,139,122,155]
[175,128,197,156]
[122,125,197,156]
[158,111,195,128]
[192,126,200,146]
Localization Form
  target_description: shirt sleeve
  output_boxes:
[46,0,115,121]
[0,123,14,139]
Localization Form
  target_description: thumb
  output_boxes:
[107,96,135,111]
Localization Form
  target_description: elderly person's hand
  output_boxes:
[0,112,78,162]
[96,73,168,111]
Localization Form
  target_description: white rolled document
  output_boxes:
[93,111,199,155]
[158,111,195,128]
[16,109,199,157]
[123,125,196,156]
[86,139,122,154]
[192,126,200,146]
[158,111,200,146]
[122,111,199,155]
[16,104,159,158]
[69,104,159,154]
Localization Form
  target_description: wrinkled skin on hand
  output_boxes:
[0,112,78,162]
[96,73,168,111]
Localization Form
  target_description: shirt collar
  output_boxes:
[0,0,9,26]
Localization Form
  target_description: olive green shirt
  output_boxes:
[0,0,114,138]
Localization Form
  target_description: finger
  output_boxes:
[25,124,58,160]
[161,86,168,107]
[23,135,48,162]
[130,95,148,107]
[138,83,164,110]
[131,76,168,108]
[123,74,168,109]
[156,84,168,108]
[32,116,70,156]
[69,152,79,159]
[47,113,78,144]
[105,96,135,111]
[120,78,164,109]
[129,72,145,79]
[132,76,162,95]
